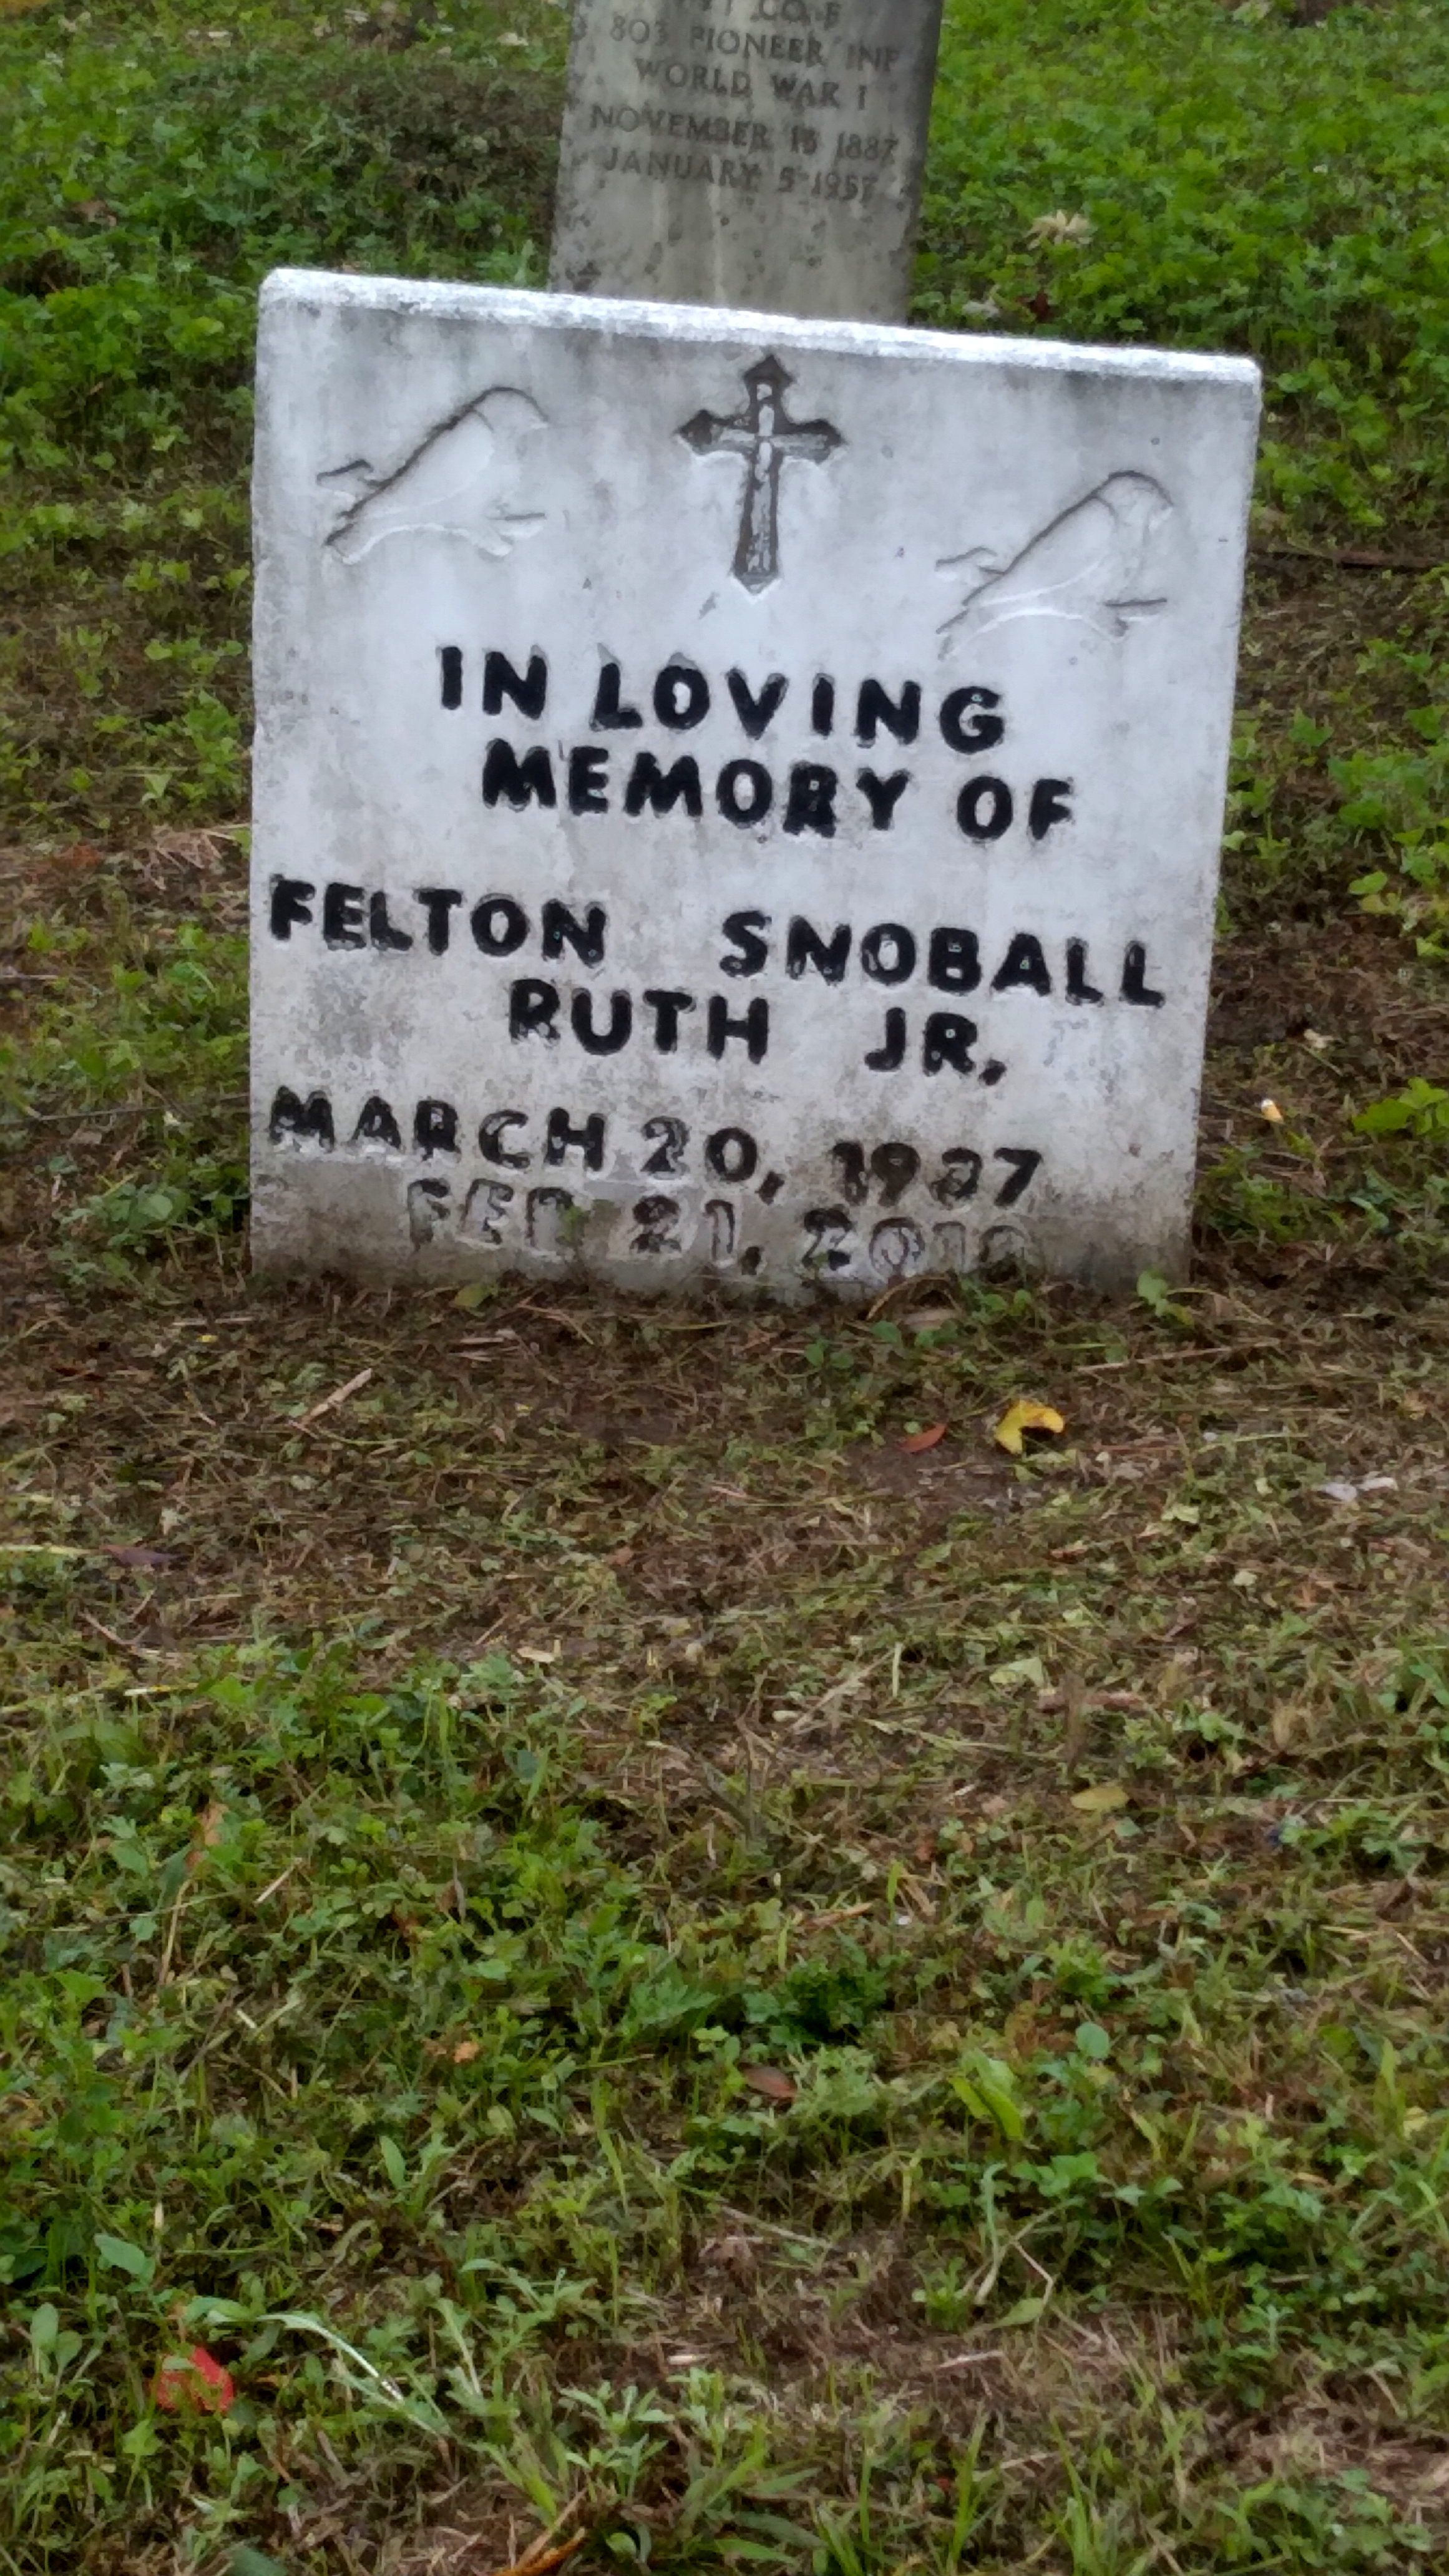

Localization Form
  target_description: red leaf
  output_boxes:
[153,2344,235,2414]
[741,2064,797,2104]
[899,1424,947,1455]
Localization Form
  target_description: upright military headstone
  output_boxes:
[250,271,1258,1294]
[549,0,944,321]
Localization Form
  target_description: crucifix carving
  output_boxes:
[678,354,843,593]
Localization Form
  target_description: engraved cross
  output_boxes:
[678,354,843,593]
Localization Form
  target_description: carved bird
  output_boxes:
[321,386,548,564]
[937,471,1172,646]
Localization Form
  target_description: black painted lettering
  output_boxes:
[932,1146,982,1204]
[726,668,788,739]
[571,990,632,1055]
[642,987,695,1051]
[705,1126,758,1183]
[542,900,607,967]
[716,759,773,826]
[479,1109,529,1167]
[353,1095,402,1150]
[871,1142,920,1206]
[993,1146,1042,1206]
[922,1014,977,1075]
[786,916,851,983]
[653,661,710,729]
[857,768,910,829]
[642,1115,688,1176]
[860,922,917,985]
[831,1142,867,1204]
[568,746,610,814]
[1029,778,1073,840]
[471,895,529,956]
[415,888,463,954]
[811,674,836,735]
[483,649,547,720]
[414,1098,459,1158]
[439,644,463,711]
[270,876,315,940]
[928,927,980,993]
[625,751,703,817]
[784,763,837,837]
[369,892,412,952]
[509,978,560,1042]
[545,1108,605,1171]
[1122,942,1166,1007]
[957,776,1013,841]
[856,676,920,746]
[632,1194,681,1256]
[268,1086,333,1148]
[940,685,1005,755]
[720,909,770,975]
[484,740,557,809]
[1066,939,1104,1005]
[322,882,366,949]
[864,1010,905,1071]
[802,1206,853,1272]
[591,661,644,729]
[992,932,1052,997]
[707,995,768,1061]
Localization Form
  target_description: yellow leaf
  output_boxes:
[1071,1782,1128,1814]
[452,2039,481,2064]
[993,1400,1066,1456]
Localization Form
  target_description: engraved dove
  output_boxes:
[321,386,548,564]
[937,470,1173,647]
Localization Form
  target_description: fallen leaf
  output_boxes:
[102,1543,172,1570]
[899,1423,947,1453]
[153,2344,234,2414]
[452,2039,481,2064]
[993,1400,1065,1456]
[1319,1480,1359,1505]
[1071,1782,1128,1815]
[741,2064,796,2104]
[996,2291,1048,2328]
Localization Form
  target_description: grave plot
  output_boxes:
[3,3,1449,2574]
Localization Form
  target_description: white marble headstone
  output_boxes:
[549,0,944,323]
[250,270,1259,1296]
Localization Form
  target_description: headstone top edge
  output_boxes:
[256,266,1262,400]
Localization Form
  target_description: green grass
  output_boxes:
[2,0,1449,2569]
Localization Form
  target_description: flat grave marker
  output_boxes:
[549,0,944,321]
[250,270,1259,1296]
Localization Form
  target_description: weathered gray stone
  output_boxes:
[250,269,1259,1296]
[548,0,944,322]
